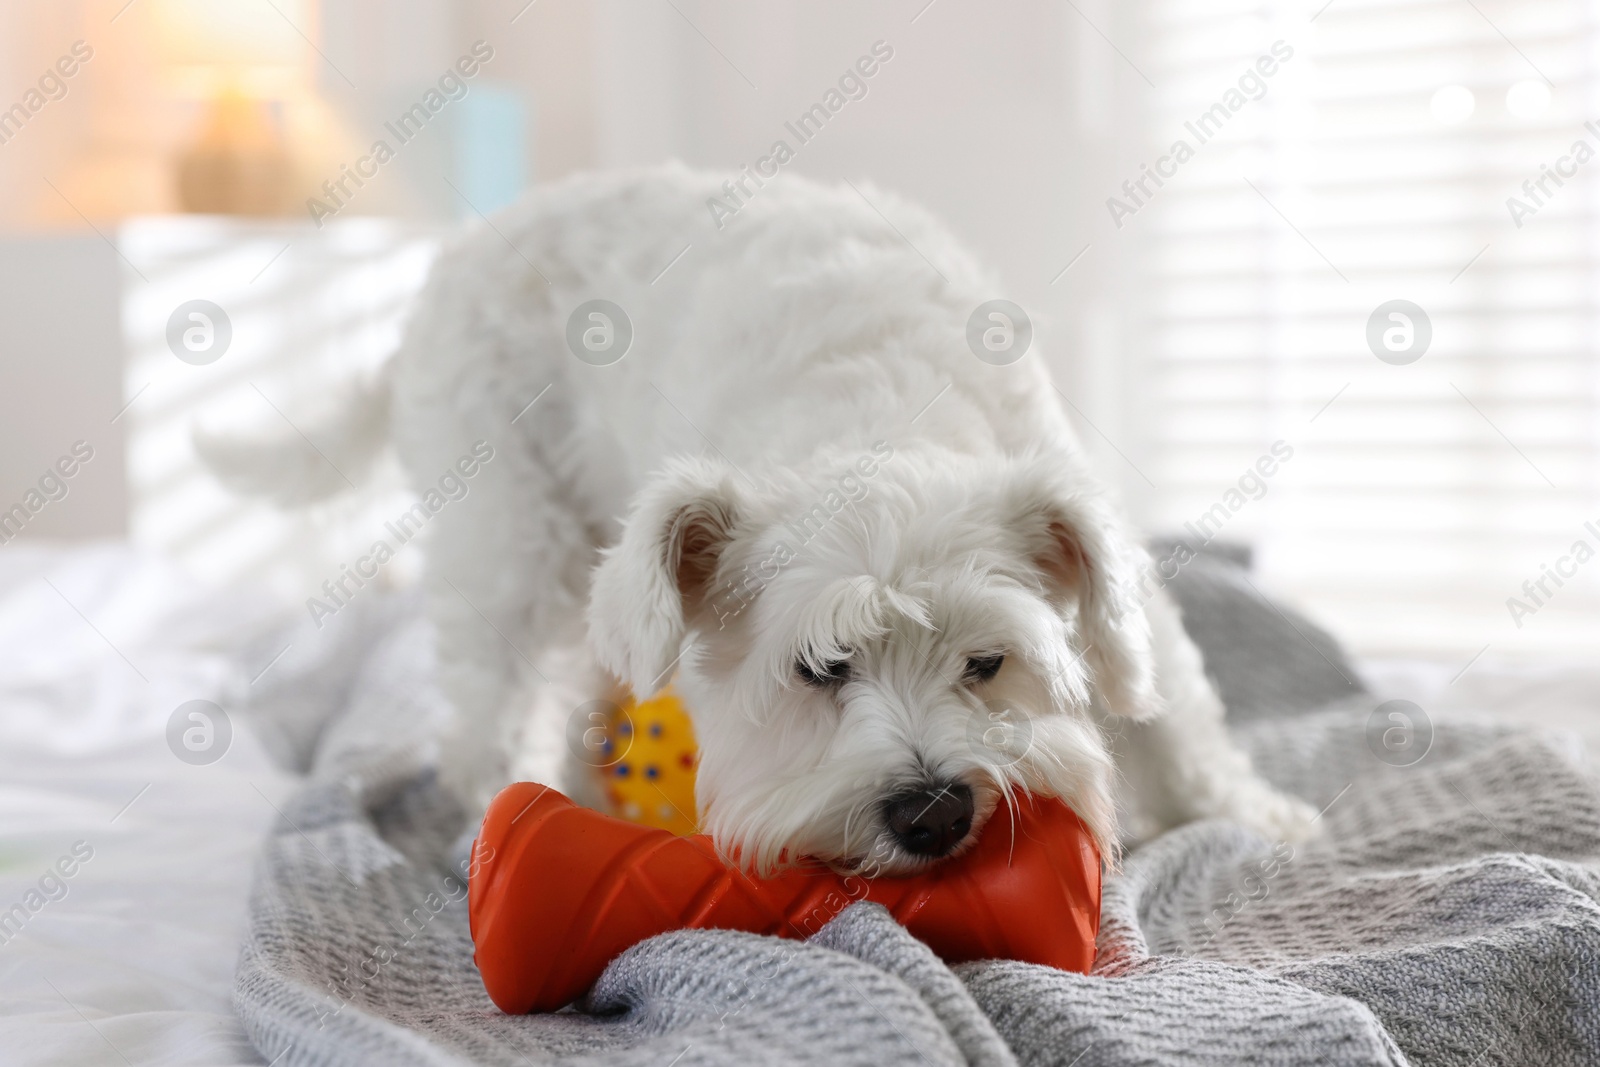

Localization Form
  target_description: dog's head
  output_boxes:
[587,444,1158,875]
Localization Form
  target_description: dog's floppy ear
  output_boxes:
[1008,462,1159,718]
[588,457,742,696]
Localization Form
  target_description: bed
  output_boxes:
[3,543,1598,1065]
[0,544,290,1067]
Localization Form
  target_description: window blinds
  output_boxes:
[1134,0,1600,658]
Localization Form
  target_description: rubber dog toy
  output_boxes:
[592,687,699,836]
[469,782,1101,1014]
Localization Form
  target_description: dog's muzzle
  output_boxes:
[883,783,974,858]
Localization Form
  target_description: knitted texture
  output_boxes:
[234,570,1600,1066]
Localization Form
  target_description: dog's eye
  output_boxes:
[796,657,851,688]
[963,653,1005,683]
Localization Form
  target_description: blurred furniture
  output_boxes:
[119,215,444,599]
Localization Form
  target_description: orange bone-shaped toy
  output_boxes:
[469,782,1101,1014]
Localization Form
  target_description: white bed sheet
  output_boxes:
[0,545,292,1067]
[1359,655,1600,766]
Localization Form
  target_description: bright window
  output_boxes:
[1133,0,1600,658]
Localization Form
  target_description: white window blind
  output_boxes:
[1133,0,1600,658]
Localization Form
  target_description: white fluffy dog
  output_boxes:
[209,164,1312,874]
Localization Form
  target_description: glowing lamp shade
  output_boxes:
[152,0,309,71]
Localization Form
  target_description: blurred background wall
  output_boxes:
[1,0,1595,662]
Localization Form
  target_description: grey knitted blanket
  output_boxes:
[233,553,1600,1066]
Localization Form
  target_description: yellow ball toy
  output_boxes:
[594,687,699,837]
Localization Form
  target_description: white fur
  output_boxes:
[208,164,1314,874]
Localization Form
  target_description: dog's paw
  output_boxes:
[1219,783,1321,845]
[1119,810,1167,849]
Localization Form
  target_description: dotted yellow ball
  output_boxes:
[595,687,699,836]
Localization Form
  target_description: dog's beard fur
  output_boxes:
[588,446,1157,877]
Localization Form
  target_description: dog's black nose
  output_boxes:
[884,784,974,858]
